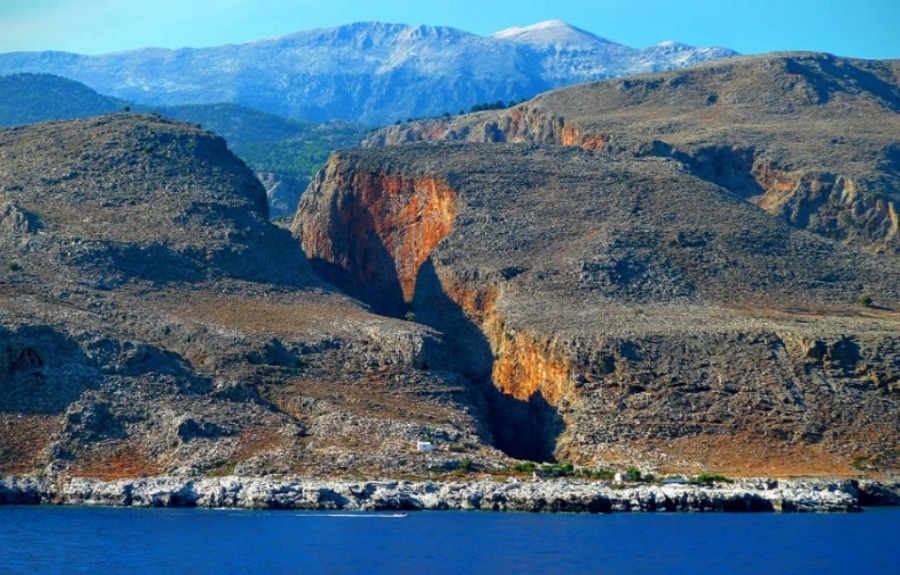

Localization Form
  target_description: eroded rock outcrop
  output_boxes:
[295,160,458,316]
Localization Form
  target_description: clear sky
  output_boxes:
[1,0,897,59]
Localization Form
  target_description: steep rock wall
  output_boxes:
[293,157,457,317]
[407,265,571,462]
[363,104,607,151]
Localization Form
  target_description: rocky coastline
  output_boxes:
[2,475,897,513]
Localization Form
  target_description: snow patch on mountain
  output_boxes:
[492,20,613,49]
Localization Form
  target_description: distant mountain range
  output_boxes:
[0,20,736,124]
[0,72,123,126]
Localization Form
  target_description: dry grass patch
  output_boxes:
[0,415,58,474]
[268,377,463,426]
[643,431,881,478]
[162,292,378,335]
[67,441,162,480]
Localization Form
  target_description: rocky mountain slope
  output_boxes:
[365,52,900,256]
[4,52,899,482]
[0,114,504,480]
[151,104,367,219]
[0,73,366,219]
[294,144,900,476]
[0,21,735,124]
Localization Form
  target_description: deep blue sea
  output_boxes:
[1,506,898,574]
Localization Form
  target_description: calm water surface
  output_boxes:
[1,506,898,574]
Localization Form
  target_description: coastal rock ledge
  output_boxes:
[3,476,896,513]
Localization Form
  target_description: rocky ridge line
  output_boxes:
[364,52,900,255]
[0,21,735,124]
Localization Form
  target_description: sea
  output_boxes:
[1,506,898,574]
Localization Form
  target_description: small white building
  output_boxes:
[416,441,434,452]
[614,472,624,484]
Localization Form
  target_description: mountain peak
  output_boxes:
[491,20,612,48]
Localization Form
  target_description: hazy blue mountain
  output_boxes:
[0,73,124,127]
[0,21,736,125]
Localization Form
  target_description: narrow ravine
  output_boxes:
[292,159,571,462]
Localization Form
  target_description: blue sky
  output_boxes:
[1,0,897,59]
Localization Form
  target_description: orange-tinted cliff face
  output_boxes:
[296,163,458,316]
[362,104,606,152]
[296,146,900,473]
[559,124,607,151]
[348,172,458,304]
[748,164,900,249]
[415,268,574,407]
[491,331,572,404]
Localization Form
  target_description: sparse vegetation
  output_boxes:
[514,461,537,473]
[690,473,734,485]
[857,293,874,308]
[468,99,525,113]
[149,104,367,182]
[453,458,475,475]
[851,455,869,471]
[506,461,616,480]
[0,73,122,128]
[205,461,237,477]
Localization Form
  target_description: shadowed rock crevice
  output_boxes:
[1,326,102,415]
[412,260,564,462]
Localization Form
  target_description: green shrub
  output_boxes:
[539,462,576,477]
[514,461,537,473]
[691,473,733,485]
[586,469,615,480]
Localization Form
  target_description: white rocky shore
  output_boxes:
[2,475,897,512]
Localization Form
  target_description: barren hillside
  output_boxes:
[0,115,503,479]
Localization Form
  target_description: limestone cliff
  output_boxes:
[294,144,900,475]
[294,160,458,316]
